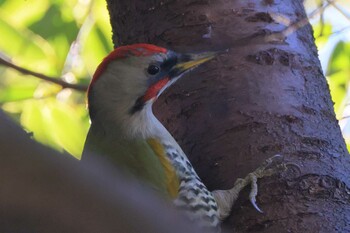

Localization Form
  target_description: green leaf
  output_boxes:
[20,98,89,158]
[0,0,104,160]
[327,41,350,76]
[0,18,47,59]
[49,101,89,158]
[327,70,348,116]
[345,138,350,153]
[49,34,71,71]
[82,23,112,76]
[313,22,332,48]
[0,84,37,103]
[20,100,62,151]
[0,0,49,28]
[80,0,113,77]
[29,4,79,43]
[95,23,113,55]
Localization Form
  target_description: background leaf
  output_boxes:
[0,0,112,158]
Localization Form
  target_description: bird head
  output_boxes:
[88,44,218,137]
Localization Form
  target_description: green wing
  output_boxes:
[82,125,168,196]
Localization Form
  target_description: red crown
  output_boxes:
[89,44,167,91]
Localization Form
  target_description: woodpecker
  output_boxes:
[82,44,283,231]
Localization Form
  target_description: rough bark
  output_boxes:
[106,0,350,232]
[0,111,203,233]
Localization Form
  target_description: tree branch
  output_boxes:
[0,110,204,233]
[0,57,88,92]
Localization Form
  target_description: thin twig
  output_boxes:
[317,25,350,38]
[319,0,326,37]
[265,1,332,43]
[0,57,88,92]
[327,0,350,21]
[228,1,333,49]
[340,115,350,121]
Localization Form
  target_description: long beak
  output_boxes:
[169,51,221,78]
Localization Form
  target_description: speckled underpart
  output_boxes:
[162,143,220,230]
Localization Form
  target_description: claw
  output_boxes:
[213,154,285,220]
[248,173,263,213]
[248,154,284,213]
[262,154,284,170]
[250,197,263,213]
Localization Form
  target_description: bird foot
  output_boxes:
[212,154,286,220]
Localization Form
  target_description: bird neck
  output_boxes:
[92,102,172,141]
[124,103,170,139]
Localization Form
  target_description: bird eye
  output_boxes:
[147,64,160,75]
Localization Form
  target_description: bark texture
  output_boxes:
[106,0,350,232]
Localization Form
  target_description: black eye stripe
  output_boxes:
[160,56,177,71]
[129,96,145,115]
[146,53,178,87]
[130,53,180,115]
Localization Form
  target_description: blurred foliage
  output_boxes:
[0,0,350,157]
[327,39,350,151]
[0,0,112,158]
[326,41,349,115]
[308,0,350,151]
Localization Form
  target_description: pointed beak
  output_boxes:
[169,51,221,78]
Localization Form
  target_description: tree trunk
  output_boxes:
[106,0,350,232]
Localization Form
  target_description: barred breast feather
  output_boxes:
[147,137,220,230]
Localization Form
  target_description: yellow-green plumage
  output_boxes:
[83,120,220,229]
[147,138,180,198]
[83,123,174,198]
[82,44,221,230]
